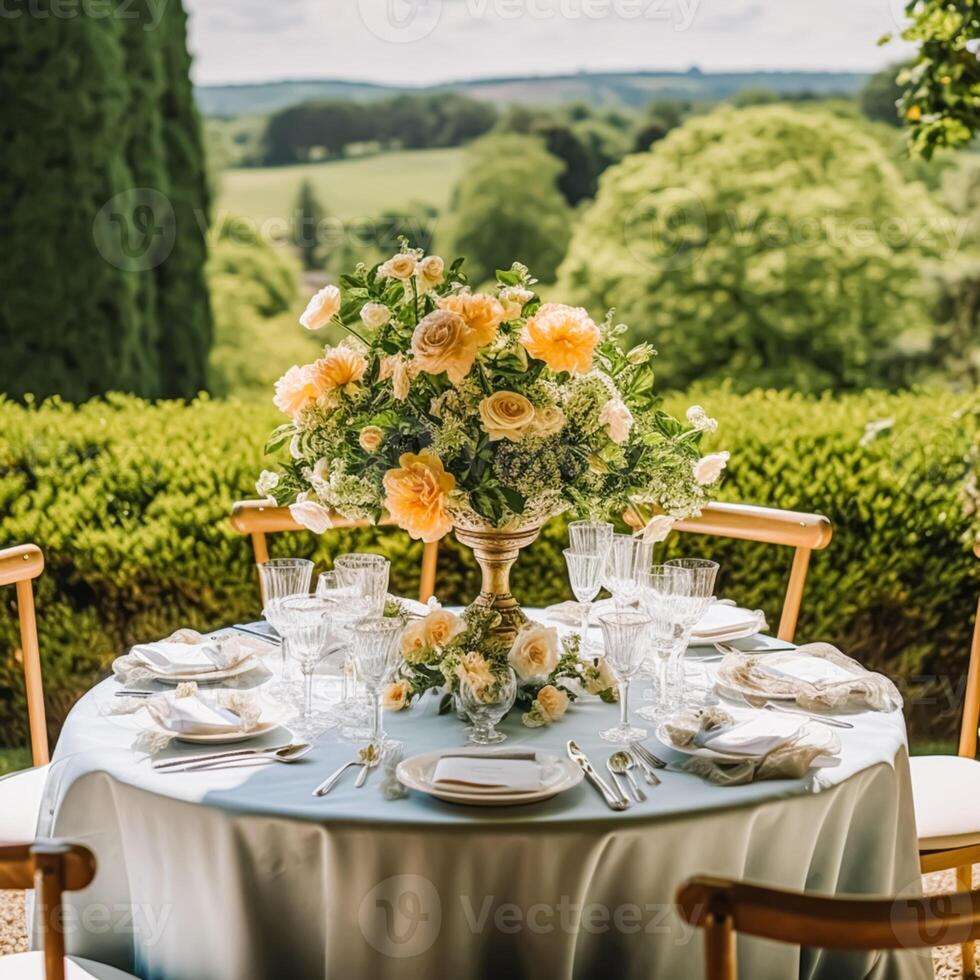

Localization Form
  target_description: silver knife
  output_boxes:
[153,742,295,770]
[566,741,630,811]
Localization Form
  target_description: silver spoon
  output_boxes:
[623,748,661,787]
[159,743,313,773]
[609,752,648,802]
[605,756,635,803]
[355,744,381,788]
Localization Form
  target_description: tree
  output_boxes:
[292,180,326,271]
[558,105,951,392]
[860,63,907,126]
[443,134,573,284]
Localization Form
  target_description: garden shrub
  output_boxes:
[0,388,976,747]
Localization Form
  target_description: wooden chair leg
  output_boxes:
[704,913,736,980]
[958,864,976,977]
[17,578,49,765]
[777,546,811,642]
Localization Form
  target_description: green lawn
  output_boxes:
[215,147,465,227]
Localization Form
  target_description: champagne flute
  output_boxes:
[562,549,604,652]
[349,617,404,749]
[605,534,652,608]
[597,609,652,744]
[664,557,719,707]
[257,558,314,699]
[636,565,692,721]
[334,553,390,618]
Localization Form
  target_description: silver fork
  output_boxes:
[629,741,667,770]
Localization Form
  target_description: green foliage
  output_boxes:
[559,105,952,392]
[444,134,573,283]
[0,389,976,748]
[292,180,326,271]
[884,0,980,156]
[860,62,909,126]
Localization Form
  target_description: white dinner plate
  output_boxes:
[113,654,262,685]
[170,720,283,745]
[396,749,583,806]
[715,650,863,702]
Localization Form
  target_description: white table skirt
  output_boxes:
[41,614,932,980]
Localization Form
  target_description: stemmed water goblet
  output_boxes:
[334,553,390,617]
[636,564,692,721]
[257,558,314,699]
[568,520,614,560]
[458,667,518,745]
[562,548,604,654]
[349,616,405,749]
[605,534,653,608]
[597,609,653,744]
[663,557,719,707]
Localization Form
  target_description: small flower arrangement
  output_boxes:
[258,242,727,543]
[383,601,617,727]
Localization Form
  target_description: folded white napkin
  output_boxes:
[143,693,245,735]
[696,714,804,758]
[542,598,621,626]
[691,603,766,641]
[759,655,855,686]
[432,756,544,794]
[131,636,249,676]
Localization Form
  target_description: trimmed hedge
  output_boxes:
[0,389,977,747]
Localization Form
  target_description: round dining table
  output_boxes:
[38,610,932,980]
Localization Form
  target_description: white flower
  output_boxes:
[686,405,718,433]
[289,435,303,460]
[693,451,730,486]
[255,470,279,498]
[639,515,676,544]
[360,303,391,329]
[582,658,617,696]
[299,285,341,331]
[507,623,559,683]
[378,253,417,280]
[599,398,634,444]
[289,499,332,534]
[499,285,534,321]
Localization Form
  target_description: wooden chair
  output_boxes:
[677,873,980,980]
[0,840,138,980]
[628,502,833,641]
[230,500,440,605]
[909,541,980,976]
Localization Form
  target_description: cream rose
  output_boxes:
[273,364,319,419]
[693,451,730,486]
[478,391,535,442]
[599,398,634,445]
[360,303,391,329]
[299,285,341,331]
[379,253,417,280]
[686,405,718,433]
[423,609,464,648]
[455,651,497,700]
[379,354,413,401]
[255,470,279,498]
[530,404,566,439]
[639,515,676,544]
[583,658,617,696]
[415,255,445,291]
[288,499,333,534]
[400,619,431,664]
[535,684,570,723]
[499,285,534,322]
[411,309,479,385]
[383,679,411,712]
[507,623,559,682]
[358,426,384,452]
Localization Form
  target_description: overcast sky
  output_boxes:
[185,0,914,86]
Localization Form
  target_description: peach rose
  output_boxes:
[438,292,505,347]
[311,347,367,391]
[273,364,319,418]
[478,391,535,442]
[379,353,413,401]
[455,651,496,701]
[520,303,600,374]
[530,404,566,439]
[535,684,570,722]
[288,499,333,534]
[416,255,445,291]
[411,309,479,385]
[360,303,391,329]
[299,285,341,331]
[378,253,417,280]
[507,623,559,682]
[383,678,411,711]
[599,398,634,444]
[499,285,535,322]
[382,452,456,543]
[358,426,384,452]
[400,619,431,664]
[423,609,464,648]
[693,451,730,486]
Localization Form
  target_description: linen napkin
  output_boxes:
[131,632,250,676]
[542,597,622,626]
[432,756,544,794]
[691,603,767,642]
[142,692,245,735]
[694,713,805,757]
[716,642,903,714]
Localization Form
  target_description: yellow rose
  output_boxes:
[416,255,445,291]
[507,623,559,682]
[422,609,464,648]
[382,452,456,543]
[299,285,341,331]
[499,285,535,322]
[438,292,505,347]
[411,309,479,385]
[478,391,535,442]
[383,679,411,712]
[358,426,384,452]
[311,347,367,391]
[455,651,496,701]
[535,684,570,723]
[400,619,431,663]
[530,404,566,439]
[378,253,417,280]
[272,364,319,418]
[520,302,600,374]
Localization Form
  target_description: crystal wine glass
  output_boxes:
[636,564,692,721]
[334,553,390,618]
[568,520,614,559]
[458,667,518,745]
[597,609,653,743]
[349,616,405,749]
[664,557,719,707]
[605,534,653,608]
[563,548,604,652]
[257,558,314,698]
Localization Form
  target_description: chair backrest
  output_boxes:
[230,500,440,605]
[677,874,980,980]
[631,502,833,642]
[958,542,980,759]
[0,544,49,765]
[0,840,96,980]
